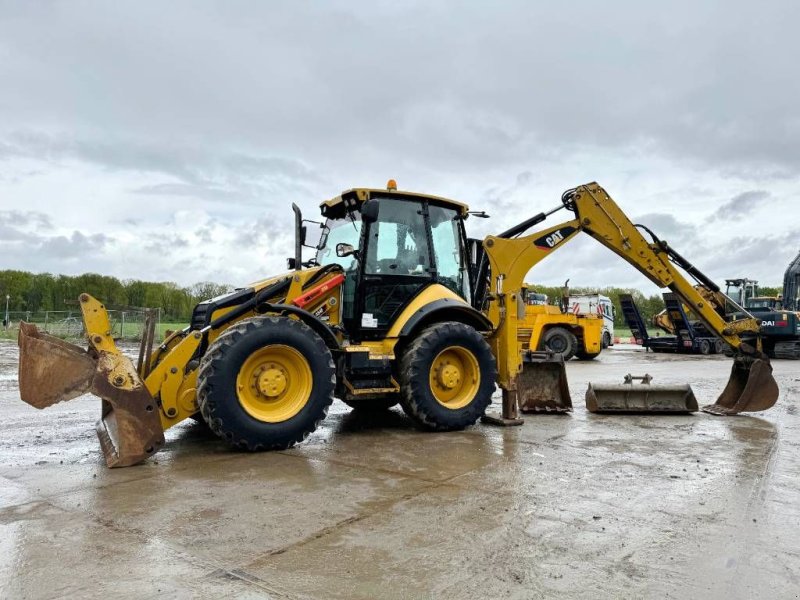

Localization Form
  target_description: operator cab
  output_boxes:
[724,278,759,313]
[314,181,472,340]
[746,296,781,312]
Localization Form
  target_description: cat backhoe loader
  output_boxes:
[17,182,779,466]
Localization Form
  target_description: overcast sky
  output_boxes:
[1,1,799,294]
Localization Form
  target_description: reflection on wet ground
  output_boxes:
[0,341,798,598]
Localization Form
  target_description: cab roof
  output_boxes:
[320,186,469,219]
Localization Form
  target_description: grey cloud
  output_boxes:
[1,131,321,205]
[1,1,799,175]
[39,231,110,258]
[713,190,771,221]
[0,210,53,231]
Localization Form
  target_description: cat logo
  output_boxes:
[533,225,577,250]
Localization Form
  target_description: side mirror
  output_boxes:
[361,199,379,223]
[300,224,307,246]
[336,243,358,259]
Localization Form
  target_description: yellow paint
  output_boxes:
[483,221,582,389]
[385,284,466,338]
[428,345,480,409]
[235,344,312,423]
[79,294,119,354]
[143,330,203,430]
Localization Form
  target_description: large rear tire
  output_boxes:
[699,339,711,355]
[399,322,495,431]
[197,316,335,451]
[541,327,578,361]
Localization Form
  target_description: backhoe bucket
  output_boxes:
[518,351,572,413]
[702,355,778,415]
[586,374,698,413]
[17,321,164,467]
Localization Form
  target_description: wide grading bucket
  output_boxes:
[17,321,164,467]
[586,374,698,414]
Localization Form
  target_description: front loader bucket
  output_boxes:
[17,321,164,467]
[18,321,95,408]
[702,354,778,415]
[518,351,572,413]
[586,374,698,414]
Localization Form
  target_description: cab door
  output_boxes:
[348,198,435,340]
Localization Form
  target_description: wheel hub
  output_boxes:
[428,345,481,410]
[257,366,287,398]
[437,364,461,389]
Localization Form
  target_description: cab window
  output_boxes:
[365,200,430,276]
[429,204,466,298]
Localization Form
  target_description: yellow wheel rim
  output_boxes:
[428,345,480,410]
[235,345,312,423]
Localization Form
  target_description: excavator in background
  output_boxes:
[17,182,779,467]
[724,252,800,359]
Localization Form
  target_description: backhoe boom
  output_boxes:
[482,182,778,417]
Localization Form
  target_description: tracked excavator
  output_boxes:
[18,182,779,467]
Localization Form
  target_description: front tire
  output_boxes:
[399,322,496,431]
[197,316,335,451]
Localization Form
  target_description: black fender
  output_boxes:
[398,297,493,338]
[266,304,341,351]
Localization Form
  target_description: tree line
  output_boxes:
[0,269,782,328]
[0,270,232,321]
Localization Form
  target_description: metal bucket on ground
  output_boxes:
[518,350,572,413]
[702,354,778,415]
[586,373,698,414]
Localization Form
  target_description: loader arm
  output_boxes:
[482,182,778,417]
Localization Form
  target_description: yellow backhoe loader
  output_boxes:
[17,182,779,466]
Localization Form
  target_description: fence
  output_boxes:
[2,308,161,341]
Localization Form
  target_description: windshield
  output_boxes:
[315,215,362,269]
[747,298,776,310]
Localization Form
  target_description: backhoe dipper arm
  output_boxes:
[482,182,778,417]
[568,184,760,352]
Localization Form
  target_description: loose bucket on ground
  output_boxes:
[586,374,698,414]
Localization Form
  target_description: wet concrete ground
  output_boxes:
[1,341,799,599]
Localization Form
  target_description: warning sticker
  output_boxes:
[361,313,378,328]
